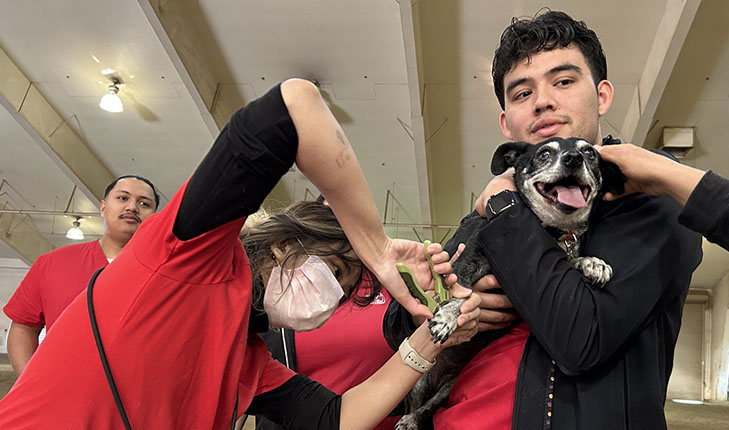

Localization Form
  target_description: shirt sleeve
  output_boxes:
[3,256,47,327]
[679,170,729,251]
[476,193,702,375]
[173,83,298,240]
[246,375,341,430]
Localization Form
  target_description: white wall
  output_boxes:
[669,302,705,400]
[0,258,29,354]
[711,272,729,401]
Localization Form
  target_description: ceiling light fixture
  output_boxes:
[99,78,123,113]
[66,217,84,240]
[671,399,704,405]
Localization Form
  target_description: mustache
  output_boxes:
[120,213,141,222]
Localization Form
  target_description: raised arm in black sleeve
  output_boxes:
[173,84,298,240]
[246,375,341,430]
[680,170,729,251]
[477,193,702,375]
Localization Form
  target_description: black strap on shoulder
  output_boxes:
[87,266,132,430]
[231,393,239,430]
[87,266,241,429]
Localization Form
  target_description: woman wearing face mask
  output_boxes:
[0,79,479,430]
[242,201,404,430]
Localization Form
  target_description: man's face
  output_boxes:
[498,44,613,145]
[100,178,156,243]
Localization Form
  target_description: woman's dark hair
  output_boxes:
[492,10,608,109]
[104,174,160,209]
[241,201,382,309]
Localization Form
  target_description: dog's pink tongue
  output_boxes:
[554,185,587,208]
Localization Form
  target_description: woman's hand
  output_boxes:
[440,283,480,348]
[443,244,520,332]
[371,239,452,320]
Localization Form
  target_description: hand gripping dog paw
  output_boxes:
[397,241,467,345]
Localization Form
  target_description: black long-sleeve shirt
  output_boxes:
[679,170,729,250]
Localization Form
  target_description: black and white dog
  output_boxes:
[396,137,624,430]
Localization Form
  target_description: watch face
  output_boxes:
[487,191,516,221]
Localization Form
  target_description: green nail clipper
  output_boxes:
[396,240,450,313]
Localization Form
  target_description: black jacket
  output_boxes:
[384,173,702,429]
[680,170,729,251]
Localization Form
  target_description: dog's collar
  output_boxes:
[544,226,581,259]
[544,226,581,240]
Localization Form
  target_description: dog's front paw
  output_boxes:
[429,298,466,344]
[394,413,422,430]
[572,256,613,287]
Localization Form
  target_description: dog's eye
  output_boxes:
[538,149,551,160]
[582,147,597,159]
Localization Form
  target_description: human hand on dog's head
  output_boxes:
[595,143,704,207]
[474,169,517,217]
[374,239,452,319]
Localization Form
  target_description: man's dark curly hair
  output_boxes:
[492,10,607,109]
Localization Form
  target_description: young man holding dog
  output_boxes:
[384,10,703,429]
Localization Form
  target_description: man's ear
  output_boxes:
[597,80,614,116]
[499,112,513,140]
[491,141,531,175]
[99,200,106,217]
[599,159,625,195]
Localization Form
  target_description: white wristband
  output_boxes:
[398,336,435,373]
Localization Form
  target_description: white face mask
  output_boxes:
[263,254,345,332]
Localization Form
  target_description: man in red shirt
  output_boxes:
[3,175,159,375]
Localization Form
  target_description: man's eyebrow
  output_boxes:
[115,189,153,202]
[505,77,529,97]
[505,63,585,98]
[547,63,583,76]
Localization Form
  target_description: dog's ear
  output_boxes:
[599,160,625,195]
[491,141,531,175]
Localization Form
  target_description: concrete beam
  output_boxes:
[0,48,114,204]
[0,212,53,265]
[621,0,701,146]
[137,0,294,208]
[0,46,114,263]
[137,0,222,136]
[398,0,433,240]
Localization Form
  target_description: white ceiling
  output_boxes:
[0,0,726,289]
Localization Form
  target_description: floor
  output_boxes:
[1,353,727,428]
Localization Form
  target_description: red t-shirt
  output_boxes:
[432,322,529,430]
[3,240,108,330]
[296,289,399,429]
[0,182,294,429]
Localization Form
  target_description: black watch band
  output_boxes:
[485,190,522,223]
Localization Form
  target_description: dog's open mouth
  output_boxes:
[535,177,591,213]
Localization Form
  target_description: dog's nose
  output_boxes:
[562,151,583,168]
